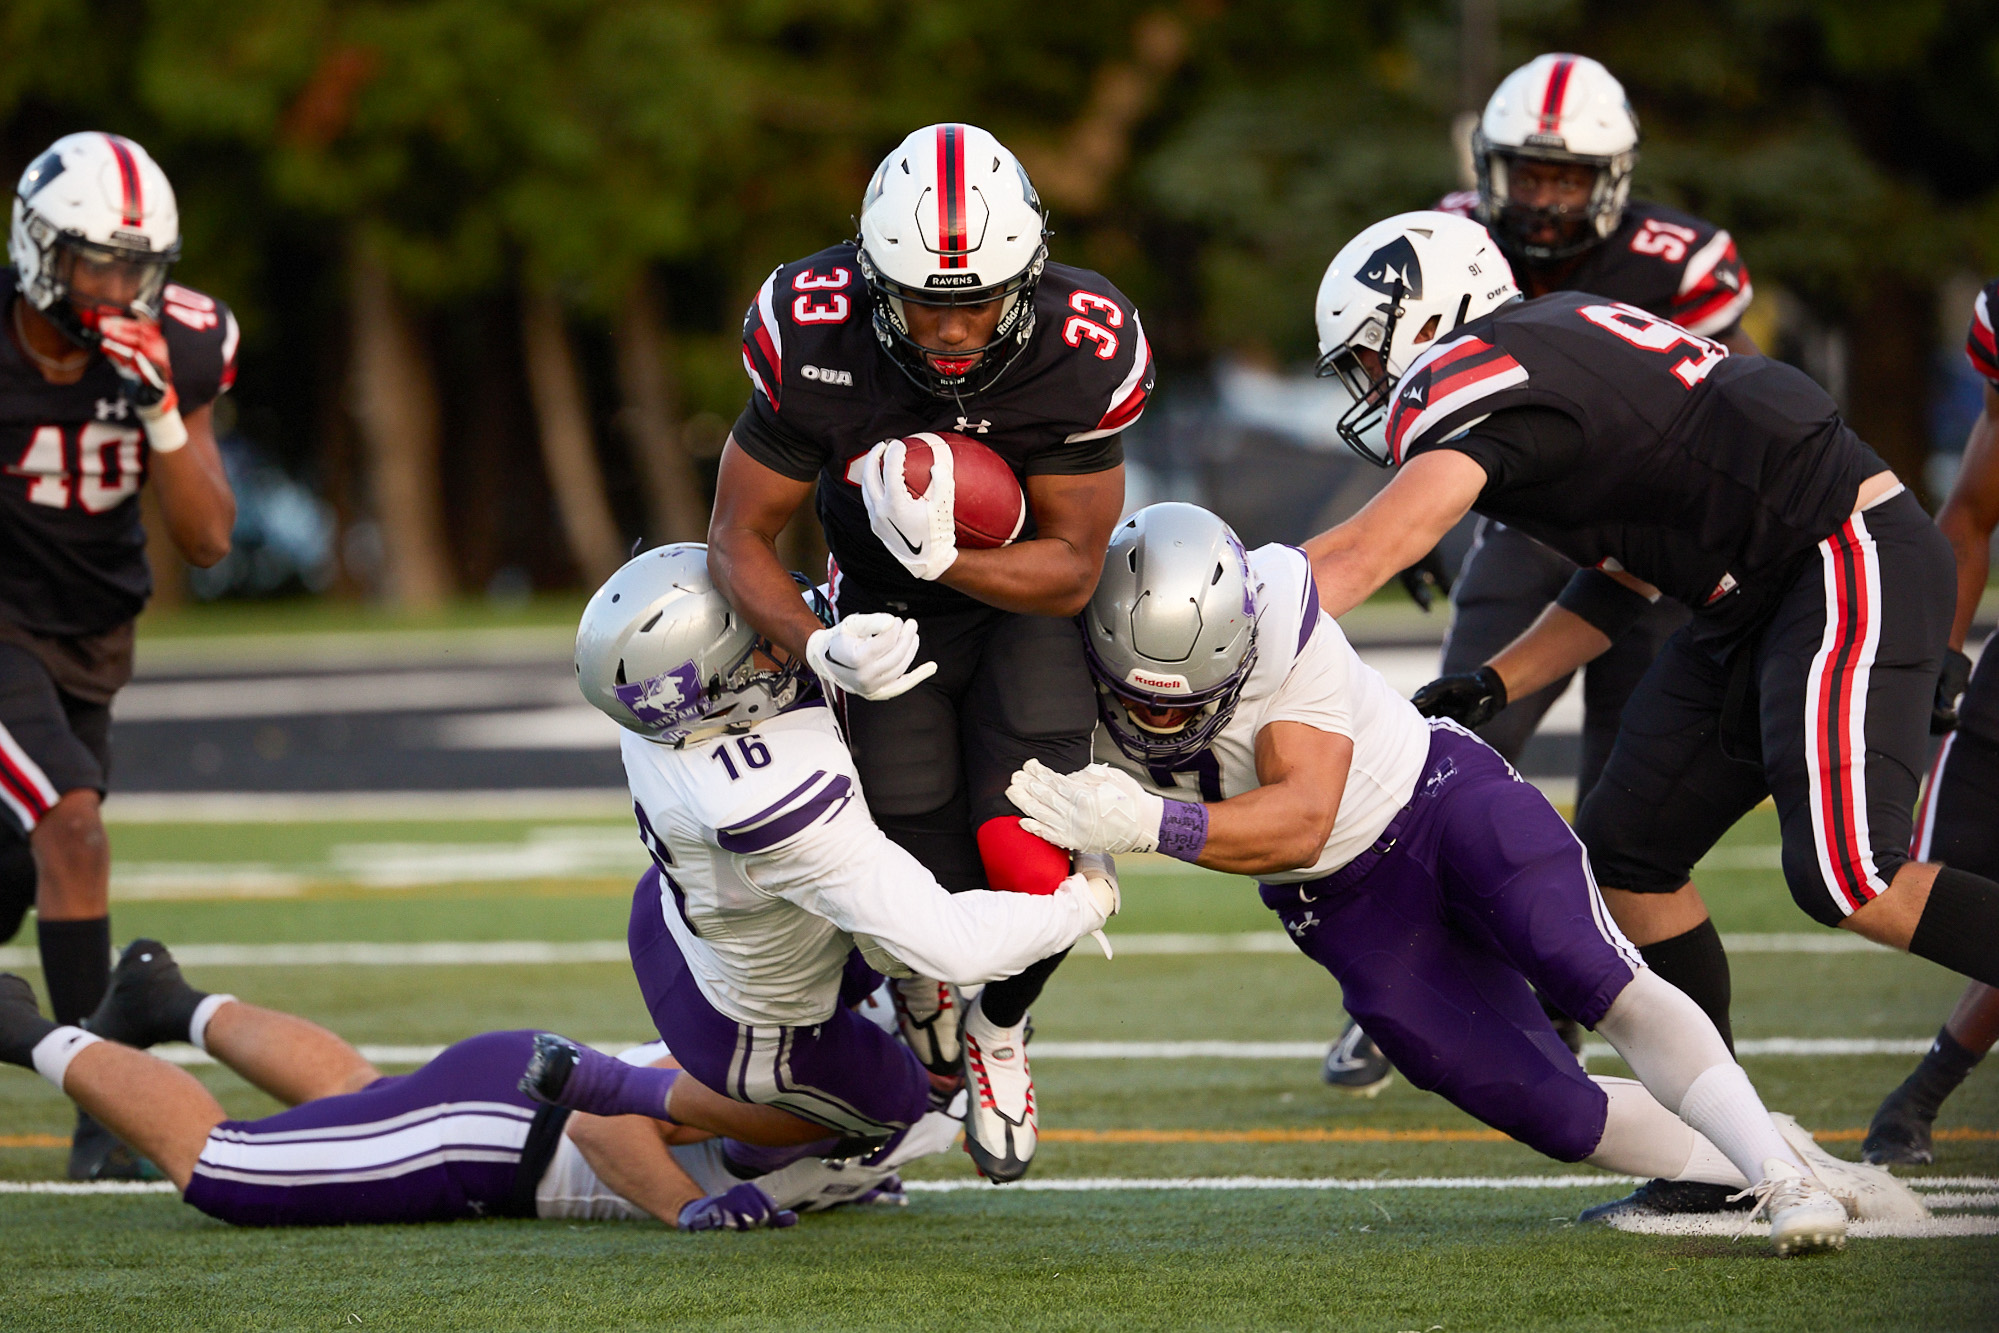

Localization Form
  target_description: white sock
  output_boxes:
[189,994,236,1053]
[30,1026,101,1091]
[1584,1077,1748,1186]
[1678,1063,1806,1184]
[1593,967,1734,1109]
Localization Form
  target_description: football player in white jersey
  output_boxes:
[532,543,1115,1177]
[1009,503,1925,1254]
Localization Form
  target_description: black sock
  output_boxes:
[0,839,35,945]
[37,917,110,1027]
[1910,867,1999,987]
[0,982,59,1068]
[1637,919,1734,1055]
[1894,1026,1985,1119]
[978,949,1068,1029]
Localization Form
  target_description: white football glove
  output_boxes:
[806,613,939,702]
[1007,758,1164,856]
[859,437,958,581]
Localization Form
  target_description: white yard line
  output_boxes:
[103,790,634,824]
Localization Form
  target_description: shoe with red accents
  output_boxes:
[892,976,963,1078]
[960,995,1035,1183]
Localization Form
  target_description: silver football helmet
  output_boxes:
[575,543,829,746]
[1081,503,1258,763]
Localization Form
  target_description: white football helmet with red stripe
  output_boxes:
[857,123,1048,400]
[1314,212,1518,466]
[1473,53,1639,262]
[9,132,181,348]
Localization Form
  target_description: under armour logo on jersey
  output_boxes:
[800,365,853,386]
[1288,911,1320,937]
[954,416,991,434]
[94,397,130,421]
[1359,236,1423,299]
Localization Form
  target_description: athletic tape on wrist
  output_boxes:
[189,993,237,1053]
[31,1026,102,1090]
[1157,799,1209,863]
[145,407,188,454]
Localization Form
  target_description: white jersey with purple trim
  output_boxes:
[1092,545,1431,882]
[621,699,1103,1027]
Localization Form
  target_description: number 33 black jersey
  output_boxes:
[731,241,1153,615]
[1391,294,1884,625]
[1,268,238,638]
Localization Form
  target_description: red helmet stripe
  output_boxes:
[936,124,968,269]
[103,133,144,228]
[1537,56,1577,134]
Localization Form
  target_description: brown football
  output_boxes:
[899,431,1027,549]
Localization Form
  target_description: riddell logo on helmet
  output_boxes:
[925,273,984,289]
[1126,670,1189,692]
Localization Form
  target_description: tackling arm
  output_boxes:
[1190,723,1352,877]
[149,404,234,568]
[1303,450,1489,617]
[707,438,826,662]
[562,1104,710,1225]
[939,466,1126,616]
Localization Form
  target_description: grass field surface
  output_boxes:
[3,809,1995,1329]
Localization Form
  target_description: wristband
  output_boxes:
[1555,566,1654,640]
[1157,799,1209,863]
[145,407,189,454]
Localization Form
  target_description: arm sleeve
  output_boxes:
[1022,432,1124,477]
[737,795,1096,984]
[1555,565,1659,640]
[1416,405,1584,493]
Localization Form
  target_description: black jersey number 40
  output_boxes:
[1579,302,1729,389]
[7,422,147,513]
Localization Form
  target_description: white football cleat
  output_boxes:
[1770,1112,1929,1222]
[1736,1159,1847,1257]
[960,995,1036,1183]
[892,976,963,1077]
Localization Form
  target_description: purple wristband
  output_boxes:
[1157,799,1209,862]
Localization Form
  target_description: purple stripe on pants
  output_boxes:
[182,1031,542,1226]
[1261,723,1636,1162]
[626,868,928,1141]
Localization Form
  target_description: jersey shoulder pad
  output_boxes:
[1967,279,1999,385]
[699,724,860,856]
[1384,328,1530,465]
[740,243,869,413]
[1248,543,1323,669]
[158,283,239,411]
[1616,202,1752,336]
[1034,263,1154,443]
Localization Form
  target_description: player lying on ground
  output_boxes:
[1863,279,1999,1164]
[1011,505,1928,1253]
[0,941,954,1228]
[1330,50,1760,1096]
[3,132,238,1178]
[709,122,1150,1181]
[555,544,1114,1182]
[1299,211,1999,1218]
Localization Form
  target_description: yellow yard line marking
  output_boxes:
[0,1134,68,1148]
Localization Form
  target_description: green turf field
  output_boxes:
[3,809,1995,1330]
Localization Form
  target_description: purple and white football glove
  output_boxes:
[676,1182,798,1233]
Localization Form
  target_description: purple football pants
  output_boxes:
[183,1031,544,1226]
[1263,721,1641,1161]
[627,867,930,1142]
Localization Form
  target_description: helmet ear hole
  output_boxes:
[639,611,663,633]
[614,660,628,686]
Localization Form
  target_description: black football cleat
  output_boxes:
[1322,1019,1393,1097]
[68,1108,161,1181]
[0,972,57,1068]
[1861,1086,1936,1166]
[85,939,208,1050]
[519,1032,583,1106]
[1578,1177,1756,1225]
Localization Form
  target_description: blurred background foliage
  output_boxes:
[3,0,1995,607]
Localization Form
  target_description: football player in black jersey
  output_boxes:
[3,133,236,1177]
[1301,211,1999,1216]
[1861,279,1999,1165]
[707,124,1151,1182]
[1327,52,1764,1096]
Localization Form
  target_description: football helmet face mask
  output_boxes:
[1313,211,1519,466]
[575,544,831,747]
[1473,53,1639,263]
[9,133,181,349]
[1082,503,1259,764]
[857,123,1048,402]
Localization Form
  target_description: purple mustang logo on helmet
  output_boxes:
[613,661,705,731]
